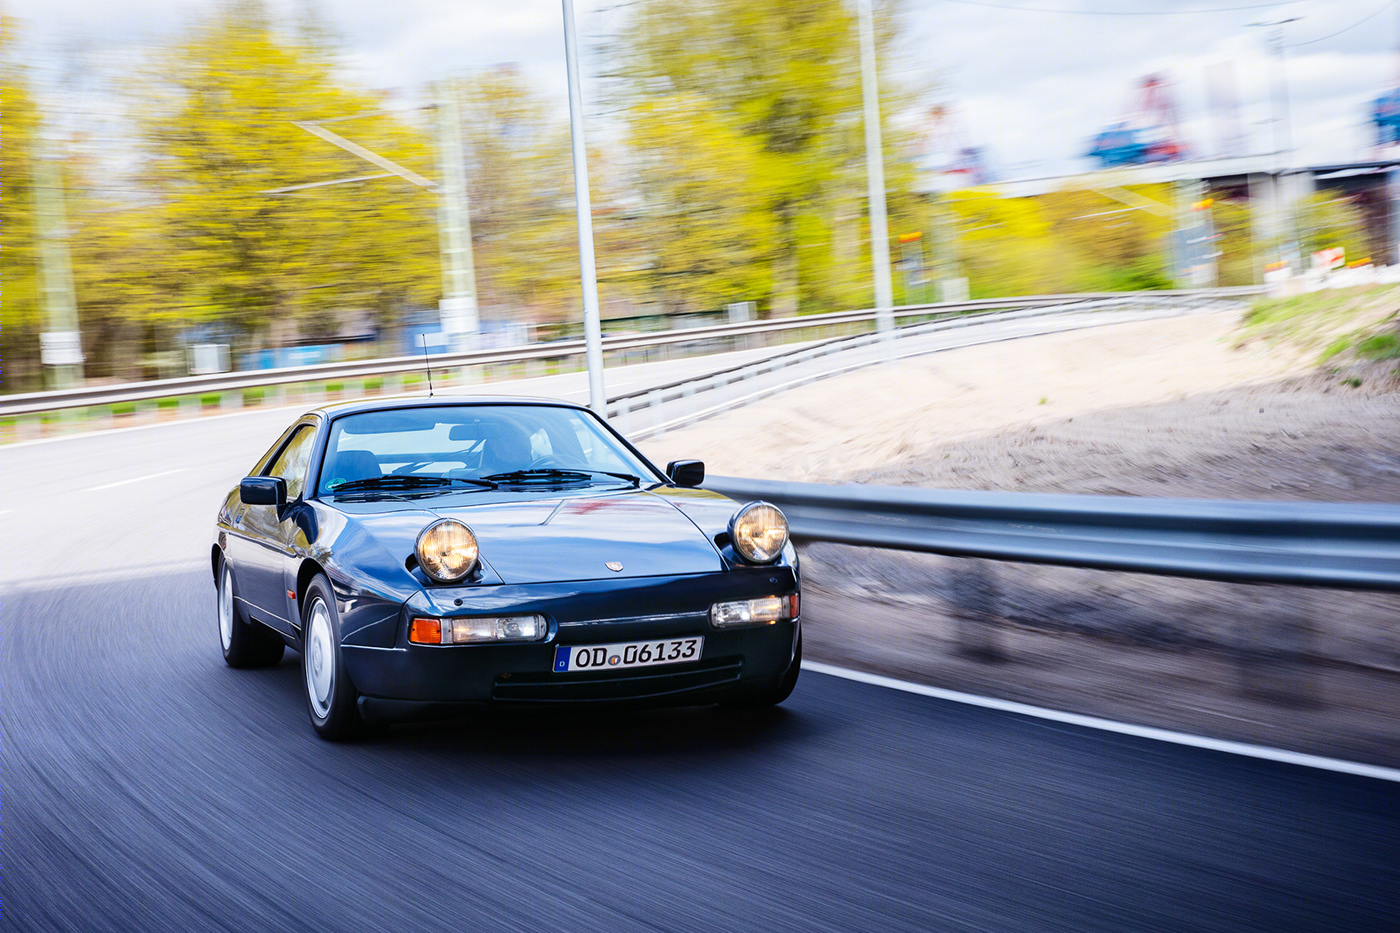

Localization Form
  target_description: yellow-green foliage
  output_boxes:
[0,15,42,385]
[946,185,1180,297]
[626,95,781,314]
[137,0,438,344]
[456,68,587,324]
[611,0,921,316]
[1295,192,1369,262]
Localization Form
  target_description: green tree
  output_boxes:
[1210,198,1256,287]
[455,67,584,325]
[945,189,1081,296]
[625,94,780,313]
[1295,191,1368,263]
[1039,185,1172,290]
[138,0,438,353]
[609,0,919,317]
[0,14,44,390]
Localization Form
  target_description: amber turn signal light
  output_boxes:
[409,618,443,645]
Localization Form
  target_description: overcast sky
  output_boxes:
[7,0,1400,179]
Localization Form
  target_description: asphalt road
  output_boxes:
[5,564,1397,932]
[3,321,1397,932]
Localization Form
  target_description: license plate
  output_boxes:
[553,636,703,673]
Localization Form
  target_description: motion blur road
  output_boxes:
[4,333,1397,932]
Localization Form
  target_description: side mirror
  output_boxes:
[666,460,705,488]
[240,476,287,508]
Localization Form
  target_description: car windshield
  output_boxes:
[316,404,658,497]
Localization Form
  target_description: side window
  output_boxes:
[266,425,316,500]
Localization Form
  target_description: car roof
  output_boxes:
[307,395,592,421]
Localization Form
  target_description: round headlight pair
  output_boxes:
[729,501,789,564]
[416,519,480,583]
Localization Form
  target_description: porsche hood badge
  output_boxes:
[605,561,624,572]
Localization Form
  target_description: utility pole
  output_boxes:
[34,129,84,388]
[434,82,480,344]
[1249,16,1301,270]
[856,0,895,335]
[562,0,606,413]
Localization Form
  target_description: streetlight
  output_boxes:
[561,0,606,414]
[1248,16,1302,270]
[856,0,895,336]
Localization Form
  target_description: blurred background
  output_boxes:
[0,0,1394,393]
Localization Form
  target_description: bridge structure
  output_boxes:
[974,152,1400,278]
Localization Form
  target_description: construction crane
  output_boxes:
[1087,74,1188,168]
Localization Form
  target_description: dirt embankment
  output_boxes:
[642,306,1400,766]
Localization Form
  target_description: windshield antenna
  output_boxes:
[420,333,434,397]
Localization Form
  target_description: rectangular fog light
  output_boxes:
[449,615,547,644]
[710,596,791,628]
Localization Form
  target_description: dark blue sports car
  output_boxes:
[213,397,800,738]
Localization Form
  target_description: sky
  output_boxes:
[6,0,1400,181]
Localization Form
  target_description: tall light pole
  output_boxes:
[1249,16,1301,269]
[434,82,480,343]
[562,0,607,413]
[35,129,84,388]
[857,0,895,335]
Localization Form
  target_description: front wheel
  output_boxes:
[723,634,802,709]
[301,576,364,740]
[218,559,284,668]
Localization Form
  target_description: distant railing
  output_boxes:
[607,292,1251,438]
[0,287,1262,420]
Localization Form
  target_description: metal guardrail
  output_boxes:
[0,287,1262,419]
[607,292,1250,438]
[704,476,1400,591]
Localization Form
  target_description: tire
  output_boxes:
[218,558,285,669]
[723,633,802,709]
[300,575,364,740]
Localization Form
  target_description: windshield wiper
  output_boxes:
[329,475,498,494]
[481,468,640,488]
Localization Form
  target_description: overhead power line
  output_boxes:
[1290,0,1399,46]
[939,0,1303,15]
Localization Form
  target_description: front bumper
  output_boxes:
[342,568,799,711]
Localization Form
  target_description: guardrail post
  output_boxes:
[1235,586,1319,707]
[946,559,1007,661]
[221,391,243,411]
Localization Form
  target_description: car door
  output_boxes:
[232,422,318,634]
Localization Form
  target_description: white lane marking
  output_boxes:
[803,661,1400,784]
[89,468,188,491]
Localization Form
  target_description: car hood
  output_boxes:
[334,487,728,585]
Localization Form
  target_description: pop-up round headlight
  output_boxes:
[729,501,789,564]
[416,519,479,583]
